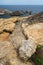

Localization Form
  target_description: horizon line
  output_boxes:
[0,4,43,5]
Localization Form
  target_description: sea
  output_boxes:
[0,5,43,18]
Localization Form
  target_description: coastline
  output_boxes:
[0,8,43,65]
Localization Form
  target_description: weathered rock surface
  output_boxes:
[0,18,15,33]
[0,41,18,65]
[0,41,14,59]
[0,12,43,65]
[9,24,26,49]
[19,39,37,61]
[29,12,43,22]
[9,57,33,65]
[0,41,33,65]
[0,32,9,41]
[6,17,18,23]
[8,51,33,65]
[22,23,43,46]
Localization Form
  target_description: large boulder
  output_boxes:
[19,39,37,61]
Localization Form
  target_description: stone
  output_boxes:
[0,32,9,41]
[19,39,37,61]
[9,57,33,65]
[7,49,33,65]
[6,17,19,23]
[0,41,14,59]
[0,63,3,65]
[6,44,34,65]
[0,9,5,16]
[4,21,15,32]
[10,11,24,16]
[0,41,33,65]
[9,25,25,49]
[0,57,7,65]
[0,18,15,33]
[0,42,16,65]
[22,23,43,46]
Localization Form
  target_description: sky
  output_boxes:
[0,0,43,5]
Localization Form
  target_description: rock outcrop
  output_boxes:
[0,18,16,33]
[22,23,43,46]
[0,9,12,16]
[0,9,5,16]
[9,24,26,49]
[10,10,32,16]
[0,12,43,65]
[0,20,15,33]
[0,41,33,65]
[0,9,32,16]
[19,39,37,61]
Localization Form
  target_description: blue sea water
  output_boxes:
[0,5,43,13]
[0,5,43,18]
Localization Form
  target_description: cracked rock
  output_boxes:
[19,39,37,61]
